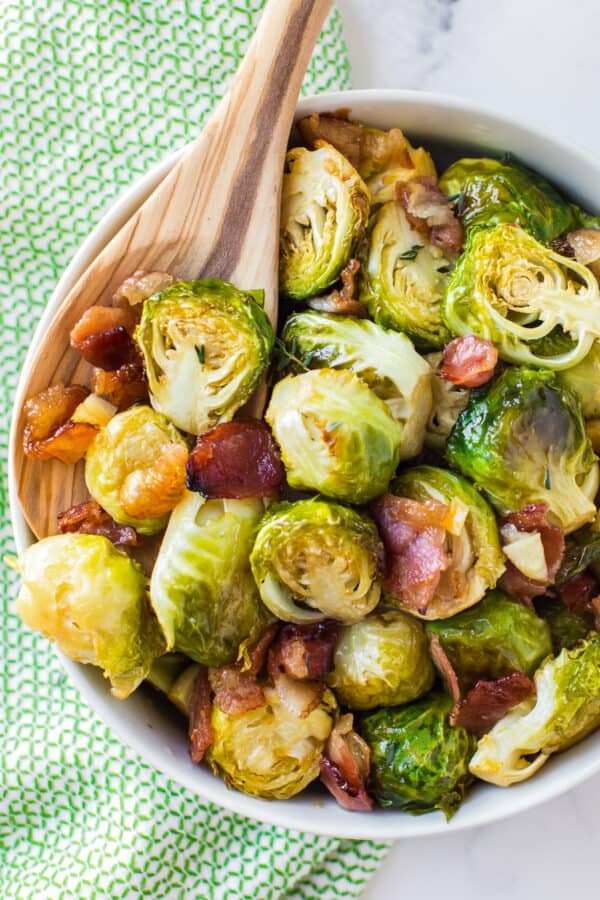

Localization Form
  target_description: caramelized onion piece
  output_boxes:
[501,504,565,600]
[186,420,284,499]
[113,270,174,306]
[565,228,600,279]
[58,499,139,547]
[320,714,373,811]
[92,363,149,410]
[440,336,498,388]
[189,666,214,764]
[23,384,98,463]
[450,672,535,736]
[119,442,188,519]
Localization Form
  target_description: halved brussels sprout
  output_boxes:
[136,279,274,434]
[439,157,578,242]
[424,351,470,451]
[266,369,402,504]
[359,201,454,350]
[360,694,477,819]
[386,466,505,620]
[206,684,336,800]
[279,142,369,300]
[281,312,432,459]
[327,610,434,710]
[443,224,600,370]
[150,492,269,666]
[146,653,190,696]
[446,367,599,533]
[85,405,188,535]
[558,340,600,418]
[470,633,600,785]
[426,590,552,693]
[13,534,162,699]
[250,498,382,624]
[534,596,595,655]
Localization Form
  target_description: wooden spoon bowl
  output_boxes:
[11,0,333,551]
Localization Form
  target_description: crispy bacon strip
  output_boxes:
[189,666,214,764]
[70,306,139,370]
[119,442,188,519]
[397,175,464,253]
[428,633,461,704]
[113,270,174,306]
[299,112,363,168]
[209,625,278,716]
[440,336,498,388]
[558,571,599,614]
[186,420,285,499]
[307,259,367,317]
[320,714,373,812]
[92,363,148,410]
[23,383,98,463]
[58,499,139,547]
[450,672,535,737]
[267,621,339,682]
[501,504,565,600]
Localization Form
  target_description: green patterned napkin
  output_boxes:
[0,2,390,898]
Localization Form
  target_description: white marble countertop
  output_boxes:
[336,0,600,896]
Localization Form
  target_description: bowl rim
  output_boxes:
[8,87,600,841]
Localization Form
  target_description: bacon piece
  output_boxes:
[23,383,98,463]
[119,442,188,519]
[189,666,214,764]
[501,504,565,600]
[298,112,363,167]
[267,621,339,682]
[70,306,139,370]
[209,624,278,716]
[428,633,461,704]
[113,270,174,306]
[397,176,464,253]
[558,571,599,614]
[92,363,149,410]
[450,672,536,737]
[440,336,498,388]
[58,499,139,547]
[371,494,450,553]
[186,420,285,499]
[307,259,367,317]
[320,714,373,812]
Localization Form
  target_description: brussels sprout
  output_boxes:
[150,492,269,666]
[558,341,600,418]
[534,596,595,655]
[136,279,274,434]
[206,685,336,800]
[426,590,552,692]
[387,466,505,620]
[443,224,600,370]
[250,498,382,624]
[146,653,190,695]
[446,367,599,533]
[85,405,188,535]
[327,610,434,710]
[424,352,470,451]
[359,201,454,350]
[279,143,369,301]
[360,694,477,819]
[470,633,600,785]
[439,157,578,242]
[281,312,432,460]
[13,534,162,699]
[266,369,402,504]
[167,663,201,716]
[555,522,600,583]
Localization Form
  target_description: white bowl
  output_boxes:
[9,90,600,840]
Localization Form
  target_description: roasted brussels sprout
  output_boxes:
[423,351,470,450]
[150,492,269,666]
[439,157,578,242]
[13,534,162,699]
[446,367,599,533]
[426,590,552,692]
[206,684,336,800]
[558,341,600,418]
[359,201,454,350]
[266,369,402,504]
[470,633,600,785]
[443,224,600,370]
[534,596,595,655]
[386,466,505,619]
[279,142,369,300]
[85,405,188,535]
[250,498,382,624]
[327,610,434,710]
[136,279,274,434]
[281,312,432,459]
[555,520,600,583]
[146,653,190,696]
[360,694,477,819]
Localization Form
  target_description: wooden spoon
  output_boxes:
[12,0,333,548]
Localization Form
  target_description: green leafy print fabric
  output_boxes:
[0,2,389,898]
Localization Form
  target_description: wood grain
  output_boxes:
[13,0,333,545]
